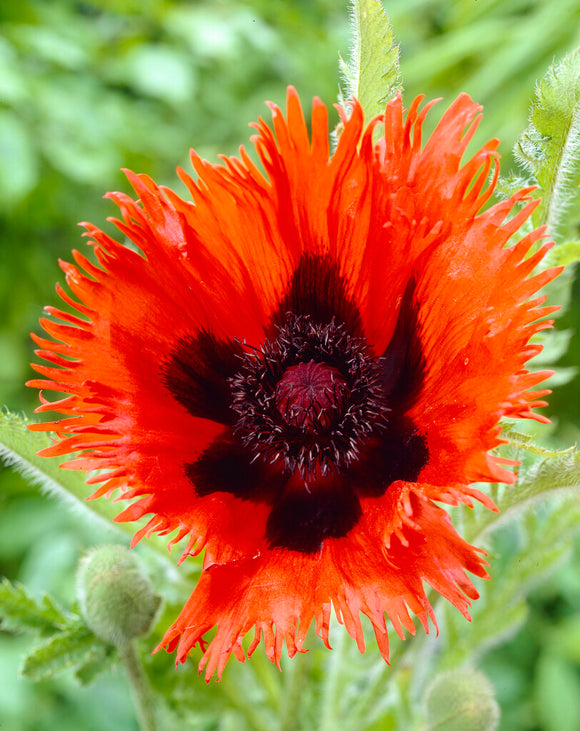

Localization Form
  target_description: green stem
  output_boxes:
[220,672,274,731]
[279,653,310,731]
[542,102,580,237]
[119,641,157,731]
[319,624,348,731]
[346,625,425,730]
[251,650,282,711]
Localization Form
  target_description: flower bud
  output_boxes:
[77,544,161,647]
[424,668,500,731]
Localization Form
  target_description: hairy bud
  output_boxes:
[424,668,500,731]
[77,544,161,647]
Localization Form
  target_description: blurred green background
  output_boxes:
[0,1,579,729]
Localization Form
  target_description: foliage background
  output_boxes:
[0,0,579,729]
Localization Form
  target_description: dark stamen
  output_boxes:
[229,313,388,478]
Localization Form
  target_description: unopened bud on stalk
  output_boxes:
[424,668,500,731]
[77,544,161,647]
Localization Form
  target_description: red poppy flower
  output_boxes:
[29,88,559,680]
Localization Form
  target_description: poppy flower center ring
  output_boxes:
[229,313,388,480]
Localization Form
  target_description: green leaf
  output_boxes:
[549,239,580,267]
[531,328,574,366]
[501,423,573,458]
[547,614,580,666]
[441,495,580,670]
[470,599,530,658]
[0,409,193,578]
[502,502,579,597]
[112,44,197,106]
[74,644,115,686]
[436,577,530,671]
[0,409,128,536]
[0,109,38,208]
[20,623,110,682]
[535,651,580,731]
[339,0,400,122]
[468,443,580,541]
[0,577,70,634]
[516,446,580,498]
[514,49,580,238]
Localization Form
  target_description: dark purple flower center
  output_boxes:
[275,360,349,432]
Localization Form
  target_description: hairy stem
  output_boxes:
[119,642,157,731]
[319,625,348,731]
[543,103,580,236]
[220,672,274,731]
[279,652,310,731]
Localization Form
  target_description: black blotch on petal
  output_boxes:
[270,253,364,335]
[381,276,426,410]
[185,436,286,501]
[348,423,429,498]
[161,331,243,424]
[266,482,362,554]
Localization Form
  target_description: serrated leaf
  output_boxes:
[506,437,573,459]
[443,496,579,669]
[471,446,580,540]
[472,599,530,658]
[0,410,199,577]
[550,240,580,267]
[20,623,109,681]
[500,422,573,458]
[507,504,578,593]
[340,0,400,121]
[437,570,529,670]
[0,577,70,634]
[74,644,115,686]
[0,409,125,533]
[514,49,580,238]
[517,447,580,496]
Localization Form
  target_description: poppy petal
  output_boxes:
[158,481,486,682]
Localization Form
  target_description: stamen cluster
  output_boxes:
[229,314,388,478]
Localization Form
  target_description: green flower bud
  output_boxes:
[77,544,161,647]
[424,668,500,731]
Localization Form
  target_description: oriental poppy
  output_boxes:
[29,88,559,680]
